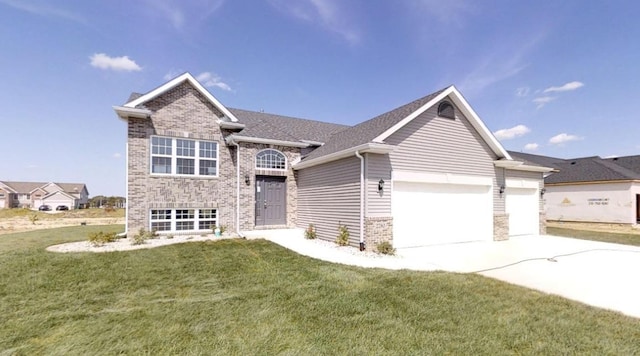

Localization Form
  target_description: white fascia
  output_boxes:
[113,106,152,121]
[218,121,246,130]
[372,85,511,160]
[494,160,555,173]
[225,135,310,148]
[292,142,395,170]
[123,72,239,122]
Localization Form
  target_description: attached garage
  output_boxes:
[505,179,540,236]
[392,175,493,248]
[43,191,75,210]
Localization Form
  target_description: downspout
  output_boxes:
[229,138,244,238]
[354,151,365,251]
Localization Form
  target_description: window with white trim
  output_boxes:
[150,208,218,232]
[256,149,286,170]
[151,136,218,177]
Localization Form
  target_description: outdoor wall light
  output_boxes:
[499,185,505,195]
[378,179,385,192]
[244,175,250,185]
[540,188,546,197]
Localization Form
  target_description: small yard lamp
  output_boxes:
[378,179,385,192]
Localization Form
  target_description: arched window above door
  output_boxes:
[256,149,286,170]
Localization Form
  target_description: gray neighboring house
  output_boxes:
[510,151,640,224]
[114,73,552,250]
[0,181,89,210]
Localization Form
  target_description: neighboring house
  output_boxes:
[0,181,89,210]
[114,73,552,250]
[509,151,640,224]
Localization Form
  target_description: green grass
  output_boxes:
[1,226,640,354]
[547,227,640,247]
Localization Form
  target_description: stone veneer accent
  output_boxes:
[126,81,301,237]
[364,217,393,251]
[539,212,547,235]
[493,213,509,241]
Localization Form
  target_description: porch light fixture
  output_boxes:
[244,175,250,185]
[378,179,385,192]
[540,188,546,197]
[499,185,505,195]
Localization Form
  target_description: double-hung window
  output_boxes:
[151,136,218,177]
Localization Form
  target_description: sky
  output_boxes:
[1,0,639,197]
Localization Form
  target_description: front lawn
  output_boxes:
[1,226,639,354]
[547,227,640,247]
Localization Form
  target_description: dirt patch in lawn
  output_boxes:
[0,209,125,235]
[547,220,640,235]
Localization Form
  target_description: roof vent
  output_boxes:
[570,161,576,165]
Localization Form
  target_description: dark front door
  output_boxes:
[255,176,286,226]
[636,194,640,223]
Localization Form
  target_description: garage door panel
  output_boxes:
[506,188,539,236]
[393,182,493,248]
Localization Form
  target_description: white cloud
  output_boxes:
[0,0,86,24]
[413,0,473,27]
[543,81,584,93]
[269,0,360,44]
[549,133,581,145]
[196,72,232,91]
[142,0,225,30]
[493,125,531,140]
[90,53,142,72]
[163,69,183,81]
[523,143,539,151]
[113,153,122,159]
[532,96,555,109]
[515,87,530,97]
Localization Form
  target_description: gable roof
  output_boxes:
[0,181,88,195]
[115,72,239,122]
[296,85,511,168]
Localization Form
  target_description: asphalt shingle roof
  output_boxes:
[229,108,348,144]
[303,88,448,161]
[507,151,565,169]
[0,181,87,194]
[605,155,640,175]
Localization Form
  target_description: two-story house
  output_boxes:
[114,73,552,251]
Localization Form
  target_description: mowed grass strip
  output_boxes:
[1,226,639,355]
[547,227,640,247]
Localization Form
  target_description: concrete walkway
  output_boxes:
[243,229,640,319]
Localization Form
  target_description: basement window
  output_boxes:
[150,208,218,232]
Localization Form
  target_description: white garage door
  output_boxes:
[0,200,4,208]
[506,188,539,236]
[392,181,493,248]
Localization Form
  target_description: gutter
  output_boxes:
[293,142,395,170]
[112,106,151,121]
[226,135,310,148]
[354,151,365,251]
[227,138,244,238]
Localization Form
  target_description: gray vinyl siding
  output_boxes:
[507,169,545,211]
[297,156,361,246]
[385,98,500,211]
[365,153,392,217]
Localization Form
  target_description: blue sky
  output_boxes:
[1,0,639,197]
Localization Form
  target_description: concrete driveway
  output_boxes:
[247,229,640,319]
[397,235,640,318]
